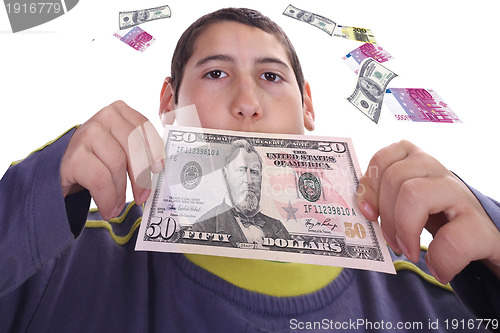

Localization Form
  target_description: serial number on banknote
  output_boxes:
[304,204,357,216]
[176,146,220,156]
[394,114,417,121]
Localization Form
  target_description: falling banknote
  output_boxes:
[136,125,395,274]
[114,26,155,52]
[119,5,171,30]
[347,58,398,124]
[385,88,462,123]
[343,43,393,74]
[334,25,377,44]
[283,4,336,35]
[283,4,376,43]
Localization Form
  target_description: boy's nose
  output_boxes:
[230,78,263,121]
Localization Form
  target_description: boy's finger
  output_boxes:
[85,124,128,211]
[127,121,165,205]
[71,153,119,220]
[95,102,165,204]
[392,177,457,262]
[377,154,447,252]
[356,179,379,221]
[128,125,153,191]
[357,140,420,222]
[108,102,165,174]
[425,214,494,284]
[140,120,166,174]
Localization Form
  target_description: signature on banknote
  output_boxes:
[305,218,338,233]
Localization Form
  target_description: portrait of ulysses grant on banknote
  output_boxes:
[190,139,292,249]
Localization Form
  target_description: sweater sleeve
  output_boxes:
[0,127,91,297]
[450,185,500,320]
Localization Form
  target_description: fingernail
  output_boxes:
[104,209,116,221]
[110,207,119,219]
[396,234,411,260]
[139,189,151,205]
[425,252,444,284]
[109,204,123,219]
[114,202,125,217]
[152,158,165,174]
[360,200,375,220]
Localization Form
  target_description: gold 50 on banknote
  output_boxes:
[136,125,395,274]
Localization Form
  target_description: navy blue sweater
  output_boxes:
[1,128,499,332]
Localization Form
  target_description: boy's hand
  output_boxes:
[357,140,500,283]
[60,101,165,220]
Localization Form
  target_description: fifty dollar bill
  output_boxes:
[119,5,171,30]
[136,125,395,274]
[347,58,398,124]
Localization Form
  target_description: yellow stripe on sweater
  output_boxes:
[10,125,79,166]
[85,202,141,245]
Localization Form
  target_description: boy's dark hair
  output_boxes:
[170,7,305,104]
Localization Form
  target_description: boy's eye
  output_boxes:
[260,72,282,82]
[204,70,227,79]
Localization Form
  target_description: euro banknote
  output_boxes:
[136,125,395,274]
[385,88,462,123]
[347,58,398,124]
[343,43,393,74]
[334,25,377,44]
[113,26,155,52]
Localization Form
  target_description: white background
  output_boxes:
[1,0,499,246]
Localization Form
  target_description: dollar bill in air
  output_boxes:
[119,5,171,30]
[347,58,398,124]
[283,4,336,35]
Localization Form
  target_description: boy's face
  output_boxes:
[169,21,314,135]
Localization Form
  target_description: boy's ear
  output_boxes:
[302,80,315,132]
[159,77,176,127]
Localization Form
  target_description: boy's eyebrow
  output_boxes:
[195,54,290,70]
[195,54,234,67]
[255,57,290,70]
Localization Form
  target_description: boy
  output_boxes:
[1,8,499,332]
